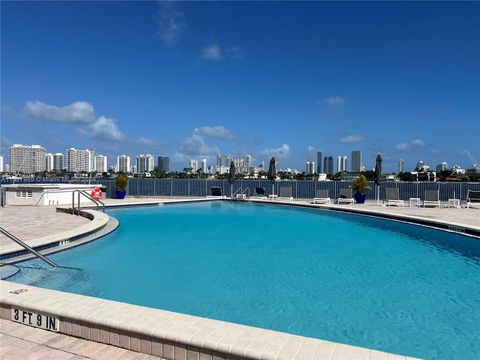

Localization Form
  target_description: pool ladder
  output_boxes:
[71,190,105,215]
[0,227,58,267]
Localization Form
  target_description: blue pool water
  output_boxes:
[10,202,480,359]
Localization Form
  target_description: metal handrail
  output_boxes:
[0,227,58,267]
[232,187,250,199]
[71,190,105,214]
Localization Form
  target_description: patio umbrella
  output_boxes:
[374,153,382,204]
[267,157,277,196]
[228,161,236,198]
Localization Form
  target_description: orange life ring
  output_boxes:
[91,187,103,200]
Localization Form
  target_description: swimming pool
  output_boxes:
[10,202,480,359]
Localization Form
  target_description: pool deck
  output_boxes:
[1,196,476,360]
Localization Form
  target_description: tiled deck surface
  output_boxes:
[0,318,165,360]
[0,206,90,249]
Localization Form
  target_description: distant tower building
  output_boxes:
[336,156,347,172]
[53,153,64,171]
[351,151,361,172]
[0,155,3,172]
[323,156,329,174]
[436,162,449,172]
[306,161,315,175]
[67,148,94,173]
[328,156,334,174]
[158,156,169,172]
[45,153,54,172]
[201,159,207,173]
[224,154,232,168]
[116,155,131,173]
[95,155,108,173]
[9,144,46,174]
[136,154,154,174]
[189,159,198,173]
[399,159,405,173]
[245,154,252,168]
[306,162,310,174]
[216,154,222,171]
[316,151,323,173]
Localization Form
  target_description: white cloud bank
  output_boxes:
[261,144,290,160]
[24,100,95,124]
[321,96,347,105]
[193,126,234,139]
[155,2,186,46]
[395,139,425,151]
[340,134,363,143]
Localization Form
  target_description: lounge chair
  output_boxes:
[466,190,480,209]
[337,188,354,205]
[278,187,293,202]
[207,186,224,198]
[313,189,330,204]
[423,190,440,207]
[385,188,405,206]
[250,187,267,200]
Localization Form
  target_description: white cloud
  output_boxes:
[395,139,426,152]
[321,96,347,105]
[200,45,222,60]
[193,126,234,139]
[136,137,155,146]
[179,133,219,156]
[155,2,186,46]
[340,134,363,143]
[261,144,290,160]
[24,100,95,124]
[307,145,315,152]
[80,116,125,141]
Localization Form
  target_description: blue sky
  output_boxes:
[1,1,479,172]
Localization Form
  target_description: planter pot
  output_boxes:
[115,190,126,199]
[354,193,367,204]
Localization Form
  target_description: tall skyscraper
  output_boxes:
[136,154,154,173]
[224,154,232,168]
[436,162,449,172]
[189,159,198,173]
[351,151,361,172]
[306,161,315,175]
[316,151,323,173]
[245,154,252,168]
[9,144,46,174]
[328,156,334,174]
[116,155,131,173]
[67,148,94,173]
[399,159,405,173]
[201,159,207,173]
[336,156,347,172]
[53,153,64,171]
[216,154,222,171]
[158,156,169,172]
[323,156,329,174]
[45,153,54,172]
[95,155,108,173]
[306,161,310,174]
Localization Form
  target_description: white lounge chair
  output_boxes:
[313,189,330,204]
[278,187,293,202]
[423,190,440,207]
[466,190,480,209]
[337,188,354,205]
[385,188,405,206]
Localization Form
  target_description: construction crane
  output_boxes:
[463,149,480,169]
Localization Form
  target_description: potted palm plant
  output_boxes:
[115,174,128,199]
[352,175,369,204]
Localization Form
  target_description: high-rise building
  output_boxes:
[306,161,315,175]
[136,154,154,174]
[245,154,253,168]
[158,156,169,173]
[323,156,329,175]
[201,159,207,173]
[189,159,198,173]
[116,155,131,173]
[53,153,64,171]
[45,153,54,172]
[224,154,232,168]
[336,156,343,173]
[351,151,361,172]
[0,155,4,172]
[436,162,449,172]
[67,148,94,173]
[216,154,222,171]
[9,144,46,174]
[398,159,405,173]
[316,151,323,173]
[95,155,108,173]
[328,156,334,174]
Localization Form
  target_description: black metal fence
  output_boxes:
[2,178,479,201]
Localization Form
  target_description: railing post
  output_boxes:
[77,191,81,214]
[72,191,75,214]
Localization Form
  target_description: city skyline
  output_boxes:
[1,2,479,172]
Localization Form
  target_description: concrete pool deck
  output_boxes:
[1,196,477,359]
